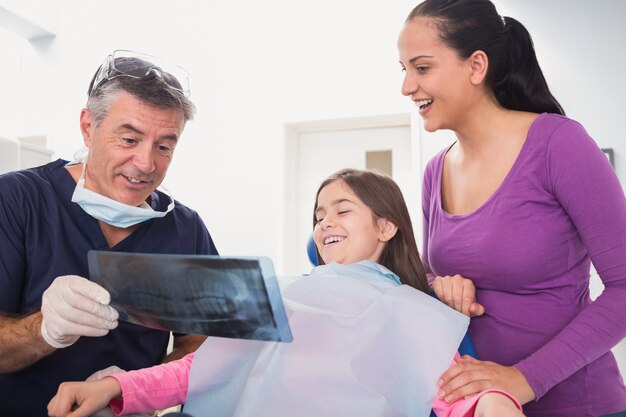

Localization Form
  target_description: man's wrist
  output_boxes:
[0,312,56,373]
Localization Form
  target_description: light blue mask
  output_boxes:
[70,161,175,228]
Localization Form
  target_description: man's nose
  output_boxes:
[133,144,156,173]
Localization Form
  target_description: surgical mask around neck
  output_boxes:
[70,160,175,228]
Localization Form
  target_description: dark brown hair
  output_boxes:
[313,168,429,293]
[406,0,564,115]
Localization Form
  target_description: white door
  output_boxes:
[283,114,421,275]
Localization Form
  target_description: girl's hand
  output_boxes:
[474,392,526,417]
[438,356,536,405]
[47,377,122,417]
[431,274,485,317]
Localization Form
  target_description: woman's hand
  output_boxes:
[431,274,485,317]
[47,377,122,417]
[438,356,536,405]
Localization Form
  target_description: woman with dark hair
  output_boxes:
[397,1,626,416]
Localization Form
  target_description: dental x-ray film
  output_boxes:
[88,251,293,342]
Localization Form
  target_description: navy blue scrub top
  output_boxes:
[0,159,218,417]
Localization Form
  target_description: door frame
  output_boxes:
[280,113,423,275]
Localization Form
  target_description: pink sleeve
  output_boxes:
[432,389,521,417]
[432,355,522,417]
[108,353,195,415]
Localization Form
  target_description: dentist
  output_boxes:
[0,50,218,417]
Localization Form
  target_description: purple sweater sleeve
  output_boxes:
[109,353,194,415]
[515,121,626,398]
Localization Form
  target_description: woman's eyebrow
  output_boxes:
[409,55,434,64]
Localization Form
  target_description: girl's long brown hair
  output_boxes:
[313,168,429,293]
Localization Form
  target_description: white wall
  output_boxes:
[1,0,623,263]
[1,0,625,387]
[0,0,420,264]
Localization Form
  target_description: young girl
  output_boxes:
[398,1,626,416]
[47,169,523,417]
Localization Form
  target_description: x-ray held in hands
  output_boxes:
[88,251,292,342]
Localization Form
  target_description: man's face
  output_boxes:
[80,90,185,207]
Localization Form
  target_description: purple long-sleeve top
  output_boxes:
[422,113,626,417]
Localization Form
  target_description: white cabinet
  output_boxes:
[0,137,20,174]
[0,135,54,175]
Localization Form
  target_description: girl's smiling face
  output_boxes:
[313,180,389,265]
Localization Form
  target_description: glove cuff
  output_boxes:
[40,320,78,349]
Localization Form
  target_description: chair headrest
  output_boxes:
[307,234,318,266]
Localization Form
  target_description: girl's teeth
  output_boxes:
[324,236,345,245]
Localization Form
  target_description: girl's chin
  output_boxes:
[321,255,341,264]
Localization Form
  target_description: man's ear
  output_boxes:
[377,218,398,243]
[79,108,94,147]
[468,50,489,85]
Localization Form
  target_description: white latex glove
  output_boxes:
[86,365,126,381]
[41,275,119,349]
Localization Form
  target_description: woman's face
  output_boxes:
[313,180,387,265]
[397,18,475,132]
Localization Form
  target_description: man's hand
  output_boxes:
[438,356,536,405]
[41,275,119,348]
[431,274,485,317]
